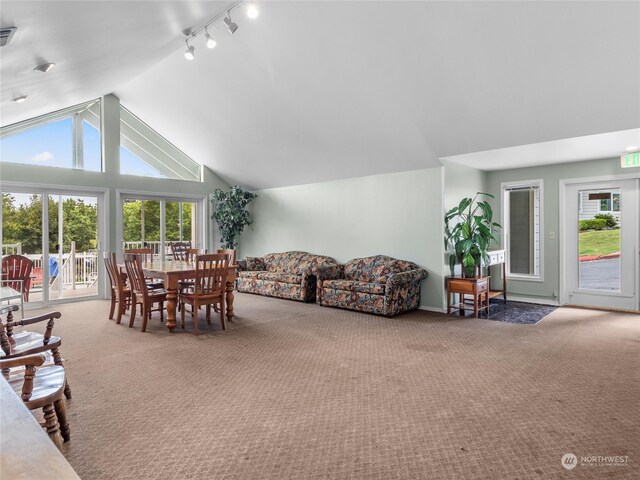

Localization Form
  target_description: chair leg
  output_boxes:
[193,300,199,336]
[206,305,211,325]
[219,297,226,331]
[52,347,72,399]
[108,294,116,319]
[43,403,63,450]
[180,301,186,329]
[129,298,137,328]
[54,398,70,442]
[141,302,149,332]
[116,298,125,325]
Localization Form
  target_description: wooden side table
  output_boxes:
[447,276,490,318]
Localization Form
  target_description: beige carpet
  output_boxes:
[20,295,639,479]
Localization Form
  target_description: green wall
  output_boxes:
[486,157,636,302]
[239,168,446,310]
[441,160,490,285]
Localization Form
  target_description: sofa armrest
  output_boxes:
[315,264,344,281]
[237,257,265,272]
[386,269,428,289]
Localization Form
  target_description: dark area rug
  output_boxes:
[456,299,558,324]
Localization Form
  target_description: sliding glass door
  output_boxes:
[121,195,202,260]
[1,188,103,305]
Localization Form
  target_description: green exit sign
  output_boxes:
[621,151,640,168]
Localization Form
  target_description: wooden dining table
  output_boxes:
[136,260,237,332]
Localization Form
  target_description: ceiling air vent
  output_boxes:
[0,27,17,47]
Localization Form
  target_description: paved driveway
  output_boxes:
[579,258,620,290]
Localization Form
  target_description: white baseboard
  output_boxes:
[505,295,560,306]
[419,305,446,313]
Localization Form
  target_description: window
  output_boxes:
[599,193,620,212]
[119,106,200,181]
[0,100,101,171]
[502,180,543,279]
[121,196,200,260]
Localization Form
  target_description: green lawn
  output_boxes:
[579,229,620,257]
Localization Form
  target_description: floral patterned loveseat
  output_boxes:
[316,255,428,317]
[236,251,339,302]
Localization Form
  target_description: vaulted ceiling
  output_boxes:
[2,1,639,189]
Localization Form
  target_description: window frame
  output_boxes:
[116,190,207,262]
[501,179,544,282]
[119,106,201,181]
[598,192,620,213]
[0,99,102,172]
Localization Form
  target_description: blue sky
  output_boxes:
[0,117,162,177]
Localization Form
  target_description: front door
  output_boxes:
[563,178,639,310]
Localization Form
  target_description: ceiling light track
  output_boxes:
[181,0,259,61]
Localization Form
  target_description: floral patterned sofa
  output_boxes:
[236,251,339,302]
[316,255,428,317]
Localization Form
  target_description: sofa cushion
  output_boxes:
[245,257,265,271]
[322,279,354,291]
[261,251,339,275]
[256,272,302,284]
[352,282,385,295]
[344,255,420,283]
[238,271,263,280]
[322,279,385,295]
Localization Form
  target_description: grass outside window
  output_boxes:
[579,229,620,257]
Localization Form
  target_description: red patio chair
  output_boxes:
[2,255,34,302]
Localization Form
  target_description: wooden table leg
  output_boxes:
[225,281,234,323]
[166,289,177,332]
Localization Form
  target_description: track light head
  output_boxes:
[34,62,56,73]
[184,39,195,60]
[246,3,259,19]
[205,28,217,49]
[224,13,238,34]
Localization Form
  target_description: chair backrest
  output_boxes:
[104,253,127,292]
[216,249,237,266]
[124,254,148,296]
[124,248,154,263]
[1,255,34,300]
[104,253,118,293]
[170,242,192,261]
[193,254,228,297]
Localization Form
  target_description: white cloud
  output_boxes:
[32,151,54,162]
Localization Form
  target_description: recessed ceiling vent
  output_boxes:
[0,27,17,47]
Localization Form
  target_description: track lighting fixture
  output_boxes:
[224,12,238,34]
[205,28,217,49]
[12,95,27,103]
[182,1,258,61]
[246,3,259,19]
[34,62,56,73]
[184,39,195,60]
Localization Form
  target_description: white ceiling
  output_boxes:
[441,128,640,171]
[2,1,639,189]
[0,1,235,125]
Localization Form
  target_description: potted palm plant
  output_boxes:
[444,192,501,278]
[211,186,257,249]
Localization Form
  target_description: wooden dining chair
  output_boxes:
[2,255,34,302]
[1,353,70,449]
[124,254,167,332]
[178,253,228,336]
[170,241,192,261]
[104,253,131,324]
[216,249,237,265]
[0,305,72,400]
[176,248,205,312]
[123,248,163,289]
